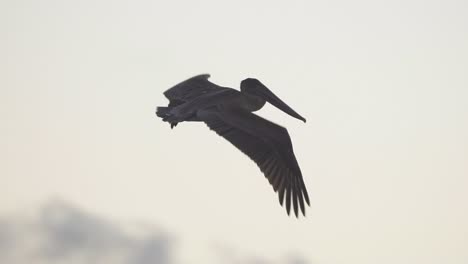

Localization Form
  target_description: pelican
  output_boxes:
[156,74,310,217]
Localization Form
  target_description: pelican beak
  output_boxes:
[258,85,306,123]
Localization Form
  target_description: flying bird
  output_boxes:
[156,74,310,217]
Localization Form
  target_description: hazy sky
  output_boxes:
[1,0,468,263]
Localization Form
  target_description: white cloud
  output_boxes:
[0,200,308,264]
[0,200,173,264]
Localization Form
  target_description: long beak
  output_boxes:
[258,86,306,123]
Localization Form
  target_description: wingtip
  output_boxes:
[196,73,211,79]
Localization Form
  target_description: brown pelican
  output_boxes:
[156,74,310,217]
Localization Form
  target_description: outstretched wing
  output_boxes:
[163,74,228,106]
[200,109,310,217]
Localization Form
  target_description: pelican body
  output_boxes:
[156,74,309,217]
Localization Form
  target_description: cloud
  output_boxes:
[212,243,311,264]
[0,200,310,264]
[0,200,173,264]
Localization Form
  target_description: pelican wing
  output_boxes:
[163,74,228,106]
[201,109,310,217]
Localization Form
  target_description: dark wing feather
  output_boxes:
[200,109,310,217]
[163,74,227,106]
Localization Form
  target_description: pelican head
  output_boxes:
[241,78,306,122]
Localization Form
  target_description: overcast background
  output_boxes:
[1,0,467,263]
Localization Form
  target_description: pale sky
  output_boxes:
[1,0,468,263]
